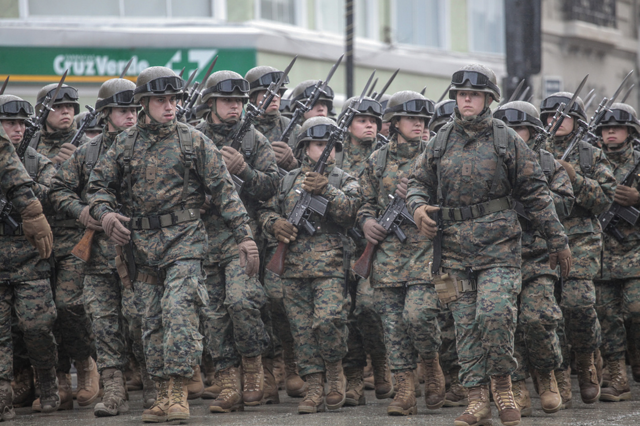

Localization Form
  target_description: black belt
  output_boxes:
[130,209,200,230]
[440,197,512,221]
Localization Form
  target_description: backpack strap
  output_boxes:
[176,122,194,208]
[122,129,138,206]
[335,147,344,169]
[28,132,40,151]
[432,122,454,204]
[539,148,555,181]
[488,119,508,198]
[24,147,39,180]
[328,167,345,189]
[85,136,102,171]
[578,140,595,176]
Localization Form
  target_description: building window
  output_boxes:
[28,0,120,16]
[563,0,616,28]
[468,0,505,54]
[25,0,221,18]
[394,0,447,49]
[315,0,378,39]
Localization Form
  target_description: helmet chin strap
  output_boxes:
[210,99,238,125]
[104,109,127,133]
[603,134,633,152]
[348,131,375,146]
[141,98,163,125]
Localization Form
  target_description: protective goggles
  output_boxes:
[95,90,137,110]
[540,96,583,115]
[300,84,335,100]
[353,99,383,116]
[0,100,33,116]
[386,99,435,116]
[434,101,455,118]
[601,109,635,124]
[134,76,184,95]
[451,71,500,93]
[303,123,338,140]
[493,108,543,128]
[39,86,79,105]
[250,72,289,90]
[211,79,250,94]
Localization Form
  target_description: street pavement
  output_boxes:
[9,372,640,425]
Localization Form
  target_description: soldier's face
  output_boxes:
[306,139,335,162]
[548,115,573,137]
[380,121,391,137]
[46,103,75,131]
[349,116,377,142]
[513,126,531,143]
[147,96,176,123]
[215,98,243,122]
[602,125,629,149]
[255,90,281,115]
[456,91,487,117]
[397,116,425,141]
[109,107,138,131]
[304,102,328,120]
[1,119,25,144]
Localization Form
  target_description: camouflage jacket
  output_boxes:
[49,129,120,274]
[30,122,89,161]
[521,149,575,282]
[258,157,361,279]
[0,134,38,212]
[87,114,252,269]
[1,132,56,282]
[406,108,569,271]
[336,136,376,177]
[357,135,431,287]
[598,143,640,280]
[253,112,300,148]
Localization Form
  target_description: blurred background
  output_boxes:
[0,0,636,114]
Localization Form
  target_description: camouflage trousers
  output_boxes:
[54,254,94,373]
[595,278,640,360]
[438,306,459,374]
[373,284,441,372]
[281,277,349,377]
[263,271,296,361]
[448,267,521,387]
[84,271,142,372]
[135,259,206,379]
[557,279,601,364]
[0,279,57,381]
[200,257,269,372]
[343,277,387,370]
[511,275,563,381]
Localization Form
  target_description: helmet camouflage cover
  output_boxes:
[96,78,140,112]
[595,102,640,135]
[494,100,543,131]
[449,63,501,102]
[383,91,434,123]
[540,91,587,123]
[0,95,34,120]
[133,66,184,103]
[296,116,343,152]
[36,83,80,115]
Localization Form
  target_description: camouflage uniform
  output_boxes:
[407,107,569,387]
[87,113,253,380]
[0,139,39,208]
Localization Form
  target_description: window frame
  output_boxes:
[313,0,379,40]
[467,0,505,56]
[391,0,449,51]
[254,0,307,27]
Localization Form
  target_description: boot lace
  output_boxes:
[577,353,597,384]
[463,387,487,415]
[424,359,440,392]
[303,375,323,402]
[327,364,341,394]
[345,369,363,392]
[492,376,517,411]
[170,377,186,406]
[394,372,411,400]
[217,368,239,402]
[607,359,624,388]
[243,358,261,392]
[538,370,553,393]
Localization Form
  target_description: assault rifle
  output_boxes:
[0,195,20,235]
[175,56,218,122]
[352,194,416,279]
[18,70,68,161]
[280,55,343,146]
[266,71,376,276]
[227,56,297,191]
[69,105,99,148]
[175,67,199,121]
[598,162,640,242]
[0,76,8,95]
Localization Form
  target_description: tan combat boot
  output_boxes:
[167,376,189,422]
[202,370,222,399]
[454,385,491,426]
[262,357,280,404]
[0,380,15,421]
[75,357,101,406]
[94,368,129,417]
[423,354,446,409]
[534,369,562,413]
[325,360,346,410]
[371,354,394,399]
[209,366,243,413]
[554,367,572,409]
[600,358,631,402]
[490,375,520,426]
[445,367,468,407]
[344,367,366,406]
[298,373,325,414]
[576,352,600,404]
[141,378,170,423]
[283,343,307,397]
[33,371,72,412]
[510,379,531,417]
[387,370,417,416]
[12,366,34,408]
[186,365,204,400]
[242,356,264,405]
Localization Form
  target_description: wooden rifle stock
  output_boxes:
[352,242,376,279]
[266,241,288,276]
[71,228,95,262]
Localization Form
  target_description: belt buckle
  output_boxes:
[477,203,486,216]
[460,206,472,221]
[148,215,161,229]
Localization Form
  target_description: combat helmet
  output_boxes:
[133,66,184,103]
[296,116,343,152]
[245,66,289,97]
[449,64,501,102]
[290,80,335,115]
[95,78,140,112]
[36,83,80,115]
[595,103,640,136]
[383,91,434,124]
[338,96,383,131]
[0,95,33,120]
[201,71,250,105]
[494,101,543,131]
[74,111,103,135]
[540,91,587,124]
[428,99,456,132]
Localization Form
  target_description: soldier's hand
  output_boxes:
[558,160,577,182]
[362,218,387,245]
[199,195,212,215]
[20,199,53,259]
[614,185,640,207]
[52,143,77,165]
[238,238,259,277]
[273,218,298,243]
[272,141,297,170]
[79,205,103,231]
[549,247,572,278]
[102,212,131,245]
[302,172,328,195]
[414,205,439,239]
[395,177,409,200]
[221,146,246,175]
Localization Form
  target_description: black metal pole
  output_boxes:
[346,0,354,99]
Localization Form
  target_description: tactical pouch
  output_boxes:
[115,245,132,289]
[429,264,477,305]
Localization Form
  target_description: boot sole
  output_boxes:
[501,420,520,426]
[344,395,366,406]
[444,398,468,407]
[326,397,346,410]
[541,398,563,414]
[387,405,417,416]
[298,402,325,414]
[77,391,101,407]
[599,391,631,402]
[209,404,244,413]
[141,414,167,423]
[94,401,130,417]
[167,413,190,422]
[262,393,281,404]
[426,398,446,410]
[454,420,492,426]
[244,400,264,406]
